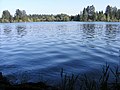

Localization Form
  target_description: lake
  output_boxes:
[0,22,120,84]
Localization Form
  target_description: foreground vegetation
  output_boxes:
[0,64,120,90]
[0,5,120,23]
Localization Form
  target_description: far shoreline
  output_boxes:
[0,21,120,24]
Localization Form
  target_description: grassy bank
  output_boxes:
[0,64,120,90]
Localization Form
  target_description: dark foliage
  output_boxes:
[0,5,120,23]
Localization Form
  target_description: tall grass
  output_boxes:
[58,63,120,90]
[58,68,79,90]
[0,64,120,90]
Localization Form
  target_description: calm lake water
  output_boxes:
[0,22,120,84]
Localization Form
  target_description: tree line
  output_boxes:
[0,5,120,23]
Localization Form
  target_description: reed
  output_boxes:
[0,64,120,90]
[58,63,120,90]
[58,68,79,90]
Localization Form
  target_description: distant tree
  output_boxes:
[2,10,12,22]
[94,11,98,21]
[63,16,70,21]
[73,14,80,21]
[14,9,27,22]
[105,5,112,20]
[106,14,110,22]
[86,5,95,21]
[70,16,75,21]
[97,11,106,21]
[50,15,56,21]
[15,9,22,20]
[111,7,117,21]
[22,10,27,17]
[2,10,11,19]
[9,15,13,23]
[54,14,70,21]
[82,8,88,21]
[116,9,120,21]
[105,5,112,15]
[0,18,1,22]
[1,5,120,23]
[21,10,28,22]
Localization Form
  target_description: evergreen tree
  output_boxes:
[86,5,95,21]
[97,11,105,21]
[111,7,117,21]
[116,9,120,21]
[105,5,112,20]
[82,8,88,21]
[106,14,110,22]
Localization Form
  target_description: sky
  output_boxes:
[0,0,120,16]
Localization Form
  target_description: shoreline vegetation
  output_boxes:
[0,64,120,90]
[0,5,120,23]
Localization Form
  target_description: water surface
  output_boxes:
[0,22,120,84]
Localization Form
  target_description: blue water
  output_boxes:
[0,22,120,84]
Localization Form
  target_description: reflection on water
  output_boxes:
[82,24,95,39]
[104,24,120,45]
[3,25,12,35]
[1,25,27,38]
[105,24,117,39]
[16,25,27,37]
[0,22,120,84]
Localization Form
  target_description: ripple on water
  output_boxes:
[0,22,120,84]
